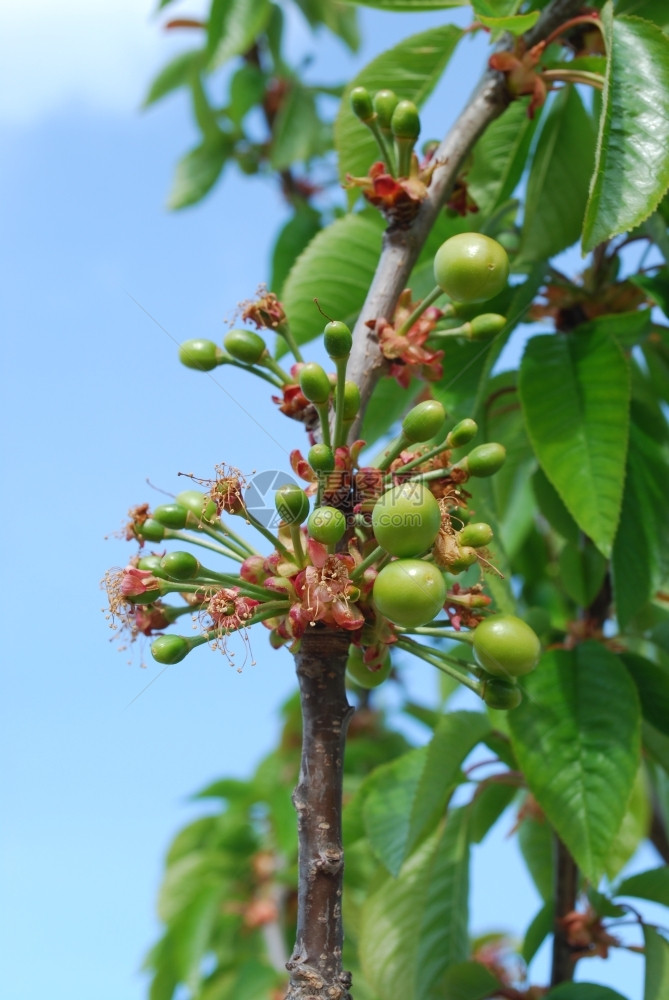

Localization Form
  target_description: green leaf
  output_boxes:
[207,0,272,69]
[281,212,384,350]
[338,0,466,8]
[522,900,554,965]
[644,720,669,773]
[467,101,540,216]
[518,807,554,901]
[617,866,669,906]
[167,137,230,209]
[143,49,205,107]
[613,0,669,35]
[644,926,669,1000]
[558,541,608,607]
[519,86,596,264]
[546,986,629,1000]
[292,0,360,51]
[470,781,517,843]
[270,83,326,171]
[363,711,490,875]
[509,643,641,884]
[518,327,630,557]
[612,408,669,625]
[632,270,669,317]
[439,960,501,1000]
[359,809,470,1000]
[532,467,579,543]
[270,206,321,297]
[582,5,669,251]
[478,11,540,34]
[227,63,266,125]
[604,764,650,879]
[621,653,669,735]
[335,24,462,191]
[472,0,524,14]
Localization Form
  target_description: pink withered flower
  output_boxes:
[292,542,364,634]
[207,588,260,633]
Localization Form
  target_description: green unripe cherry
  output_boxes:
[482,676,522,710]
[373,89,399,129]
[350,86,374,122]
[448,545,479,573]
[346,645,392,689]
[459,522,494,548]
[434,233,510,304]
[372,482,442,558]
[373,559,447,628]
[402,399,446,443]
[224,329,266,365]
[308,444,335,473]
[448,418,478,448]
[175,490,218,524]
[152,503,189,530]
[160,550,201,581]
[135,518,166,542]
[178,339,221,371]
[468,313,507,340]
[337,380,360,420]
[391,99,420,140]
[151,635,191,665]
[323,321,352,359]
[275,484,310,525]
[137,555,165,574]
[473,614,541,679]
[307,506,347,545]
[464,442,506,478]
[299,362,331,404]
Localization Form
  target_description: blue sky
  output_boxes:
[0,2,663,998]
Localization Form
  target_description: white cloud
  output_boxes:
[0,0,196,123]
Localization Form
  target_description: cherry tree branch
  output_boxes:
[550,835,579,986]
[346,0,585,433]
[285,627,354,1000]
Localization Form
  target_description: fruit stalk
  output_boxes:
[286,627,354,1000]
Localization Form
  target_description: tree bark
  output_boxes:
[285,627,354,1000]
[550,835,579,986]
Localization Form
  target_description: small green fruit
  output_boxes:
[391,99,420,140]
[473,614,541,679]
[275,485,310,525]
[178,339,221,371]
[307,506,347,545]
[308,444,335,473]
[346,645,392,689]
[459,522,493,548]
[324,321,353,359]
[373,559,447,628]
[299,362,331,404]
[160,551,201,581]
[152,503,189,530]
[402,399,446,443]
[372,482,441,557]
[373,89,399,129]
[482,676,522,710]
[151,635,191,664]
[448,418,478,448]
[224,329,266,365]
[463,443,506,478]
[350,86,374,122]
[434,233,509,303]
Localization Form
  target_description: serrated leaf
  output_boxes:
[631,270,669,317]
[207,0,272,68]
[472,0,523,14]
[612,409,669,625]
[143,49,204,107]
[519,86,596,264]
[583,5,669,251]
[558,541,608,607]
[644,720,669,773]
[335,25,462,191]
[359,809,470,1000]
[281,212,384,350]
[271,83,329,170]
[546,986,629,1000]
[363,711,490,874]
[468,100,540,215]
[509,643,641,884]
[532,467,580,543]
[439,960,501,1000]
[167,137,230,209]
[470,781,517,843]
[518,808,554,900]
[644,926,669,1000]
[478,11,540,34]
[338,0,465,8]
[522,899,554,965]
[293,0,360,51]
[621,653,669,735]
[617,866,669,906]
[270,206,321,297]
[518,327,630,556]
[614,0,669,30]
[604,764,650,879]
